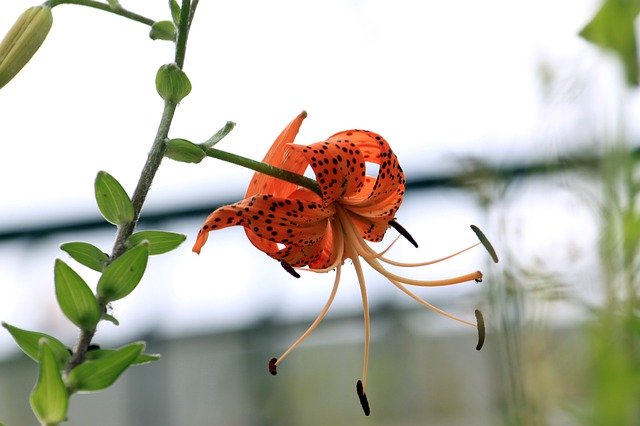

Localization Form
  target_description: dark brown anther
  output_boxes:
[280,261,300,278]
[475,309,485,351]
[268,357,278,375]
[356,380,371,416]
[388,220,418,248]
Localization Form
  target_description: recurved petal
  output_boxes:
[246,111,309,198]
[193,194,334,257]
[328,130,405,209]
[288,138,368,206]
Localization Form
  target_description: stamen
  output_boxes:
[387,276,476,327]
[376,243,480,268]
[389,220,418,248]
[271,266,341,366]
[280,260,301,278]
[470,225,499,263]
[376,235,401,257]
[475,309,485,351]
[268,357,278,375]
[350,250,371,395]
[356,380,371,416]
[365,254,483,287]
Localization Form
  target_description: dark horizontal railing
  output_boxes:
[0,152,609,242]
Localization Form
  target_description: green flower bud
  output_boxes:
[155,63,191,103]
[0,6,53,90]
[165,138,206,163]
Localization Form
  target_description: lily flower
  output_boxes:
[193,112,487,415]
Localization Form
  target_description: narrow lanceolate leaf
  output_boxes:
[66,342,145,393]
[54,260,101,330]
[470,225,499,263]
[85,348,161,365]
[60,241,109,272]
[127,230,186,255]
[2,322,70,367]
[97,243,149,302]
[201,121,236,149]
[170,0,181,26]
[30,340,68,425]
[94,171,135,226]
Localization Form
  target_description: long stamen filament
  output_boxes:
[350,251,371,390]
[366,256,482,287]
[337,208,482,287]
[376,243,480,268]
[272,265,342,369]
[387,276,476,327]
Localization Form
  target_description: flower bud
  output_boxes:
[155,63,191,103]
[0,6,53,90]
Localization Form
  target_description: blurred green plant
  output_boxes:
[580,0,640,85]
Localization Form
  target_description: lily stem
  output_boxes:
[204,147,323,197]
[45,0,155,27]
[65,0,192,373]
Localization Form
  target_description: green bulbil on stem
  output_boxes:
[156,63,191,103]
[165,138,206,163]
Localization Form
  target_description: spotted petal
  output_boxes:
[193,194,334,266]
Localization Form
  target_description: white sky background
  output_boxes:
[0,0,631,357]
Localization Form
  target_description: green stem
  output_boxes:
[65,0,193,374]
[45,0,155,27]
[204,147,322,197]
[174,0,191,68]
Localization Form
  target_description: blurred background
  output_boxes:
[1,0,639,424]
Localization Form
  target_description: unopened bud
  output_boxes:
[155,63,191,103]
[0,6,53,90]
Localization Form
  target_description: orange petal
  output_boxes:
[329,130,405,209]
[288,138,368,205]
[193,194,334,262]
[246,111,309,198]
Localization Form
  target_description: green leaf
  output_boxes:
[149,20,176,42]
[54,260,101,330]
[60,241,109,272]
[94,171,135,226]
[85,348,161,365]
[97,243,149,302]
[169,0,181,26]
[30,340,68,425]
[66,342,145,393]
[2,322,70,367]
[155,63,191,103]
[165,138,206,164]
[470,225,499,263]
[101,313,120,326]
[201,121,236,149]
[127,230,186,255]
[579,0,640,86]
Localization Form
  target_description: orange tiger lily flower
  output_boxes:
[193,112,485,415]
